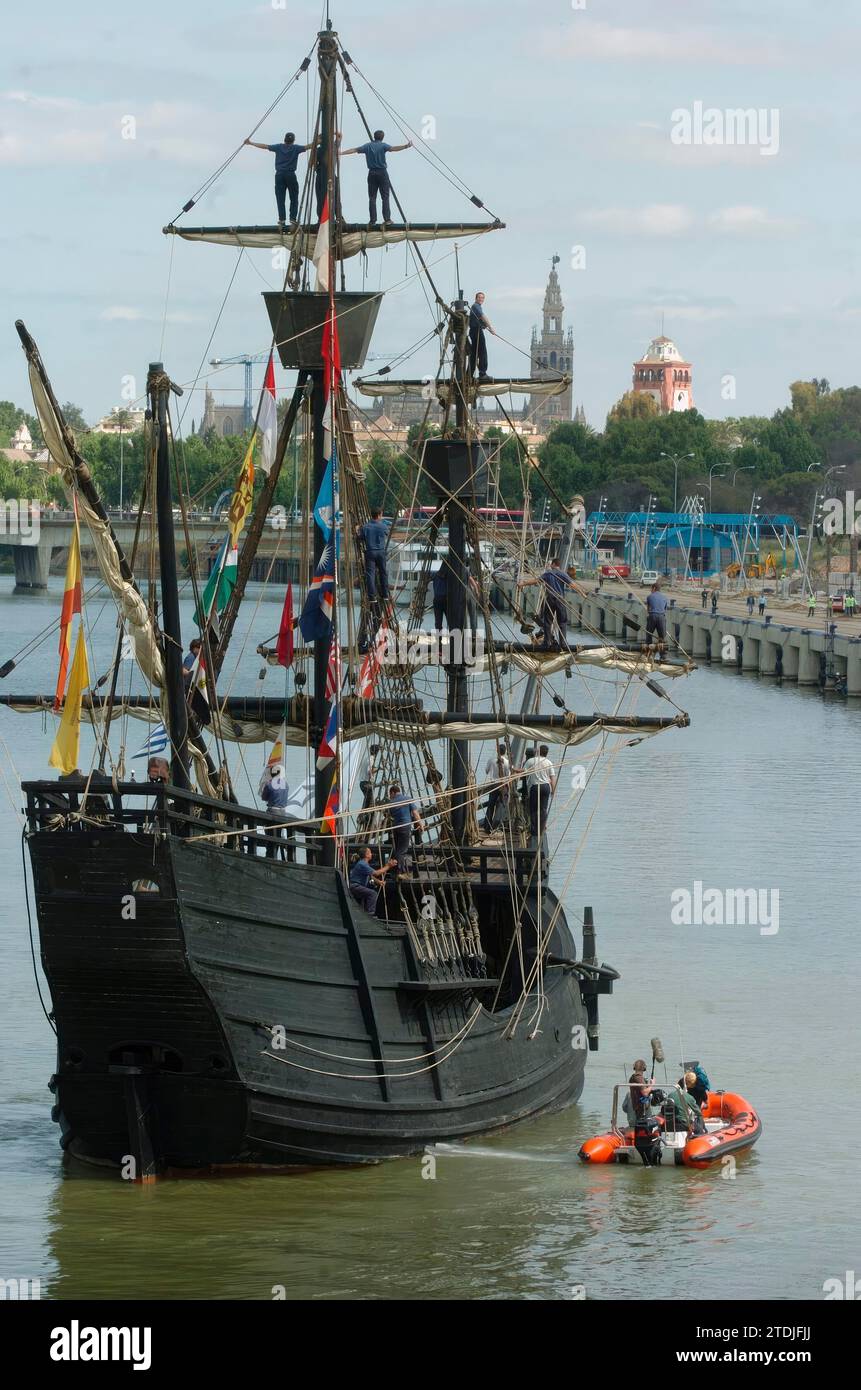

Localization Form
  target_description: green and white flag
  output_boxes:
[195,536,237,627]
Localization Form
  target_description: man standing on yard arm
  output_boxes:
[341,129,412,228]
[523,744,556,842]
[244,132,317,228]
[469,292,496,380]
[645,582,668,645]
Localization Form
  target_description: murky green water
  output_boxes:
[0,583,857,1299]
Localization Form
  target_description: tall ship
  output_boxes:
[1,21,690,1174]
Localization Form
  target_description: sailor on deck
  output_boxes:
[469,293,496,380]
[244,132,318,228]
[341,129,412,228]
[518,555,574,649]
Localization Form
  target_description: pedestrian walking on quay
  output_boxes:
[758,594,767,617]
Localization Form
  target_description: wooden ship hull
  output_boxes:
[25,785,611,1169]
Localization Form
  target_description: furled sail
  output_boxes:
[24,349,165,689]
[164,221,503,260]
[353,375,570,400]
[254,641,692,680]
[2,696,687,749]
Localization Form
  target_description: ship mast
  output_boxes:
[148,361,191,790]
[312,24,340,861]
[447,296,472,842]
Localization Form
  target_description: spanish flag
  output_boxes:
[54,525,82,710]
[49,624,90,775]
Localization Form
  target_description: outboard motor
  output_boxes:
[633,1114,663,1166]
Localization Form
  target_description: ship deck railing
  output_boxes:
[21,779,322,862]
[21,781,548,887]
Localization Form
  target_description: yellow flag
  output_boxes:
[49,624,90,775]
[227,437,255,548]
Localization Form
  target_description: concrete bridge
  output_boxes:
[496,578,861,696]
[0,510,311,591]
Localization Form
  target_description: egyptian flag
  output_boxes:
[275,583,294,668]
[299,542,335,641]
[357,619,389,699]
[258,351,277,476]
[316,701,338,770]
[54,524,82,710]
[49,624,90,775]
[312,195,331,292]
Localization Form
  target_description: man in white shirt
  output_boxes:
[482,742,510,832]
[523,743,556,841]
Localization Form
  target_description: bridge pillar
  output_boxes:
[690,621,709,660]
[13,542,50,592]
[782,642,800,680]
[741,635,759,671]
[759,637,779,675]
[797,641,821,686]
[845,643,861,696]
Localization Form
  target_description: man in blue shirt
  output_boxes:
[388,782,424,869]
[518,556,575,649]
[244,131,318,227]
[359,508,390,600]
[431,560,451,630]
[645,582,668,643]
[348,846,394,914]
[341,128,412,228]
[469,292,496,380]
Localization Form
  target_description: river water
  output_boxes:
[0,581,857,1301]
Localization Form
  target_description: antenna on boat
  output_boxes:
[675,1009,686,1086]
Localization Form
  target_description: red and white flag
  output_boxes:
[325,631,342,700]
[258,351,277,475]
[312,195,331,292]
[358,619,389,699]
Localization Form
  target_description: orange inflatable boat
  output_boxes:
[579,1086,761,1168]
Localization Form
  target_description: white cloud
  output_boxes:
[0,91,227,167]
[540,19,784,66]
[708,205,798,234]
[99,306,200,324]
[580,204,799,240]
[582,204,695,236]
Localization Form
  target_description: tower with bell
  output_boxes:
[529,254,574,433]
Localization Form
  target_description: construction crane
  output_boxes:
[208,353,270,431]
[209,351,395,430]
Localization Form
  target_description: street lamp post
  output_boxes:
[708,463,728,511]
[661,451,695,514]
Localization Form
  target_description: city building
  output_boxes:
[92,406,146,434]
[632,335,693,414]
[529,255,574,432]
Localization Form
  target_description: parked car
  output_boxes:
[640,569,659,587]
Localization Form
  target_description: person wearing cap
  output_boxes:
[624,1059,656,1128]
[259,761,291,859]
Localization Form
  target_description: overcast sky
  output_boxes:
[1,0,858,430]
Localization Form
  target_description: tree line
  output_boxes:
[2,379,859,523]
